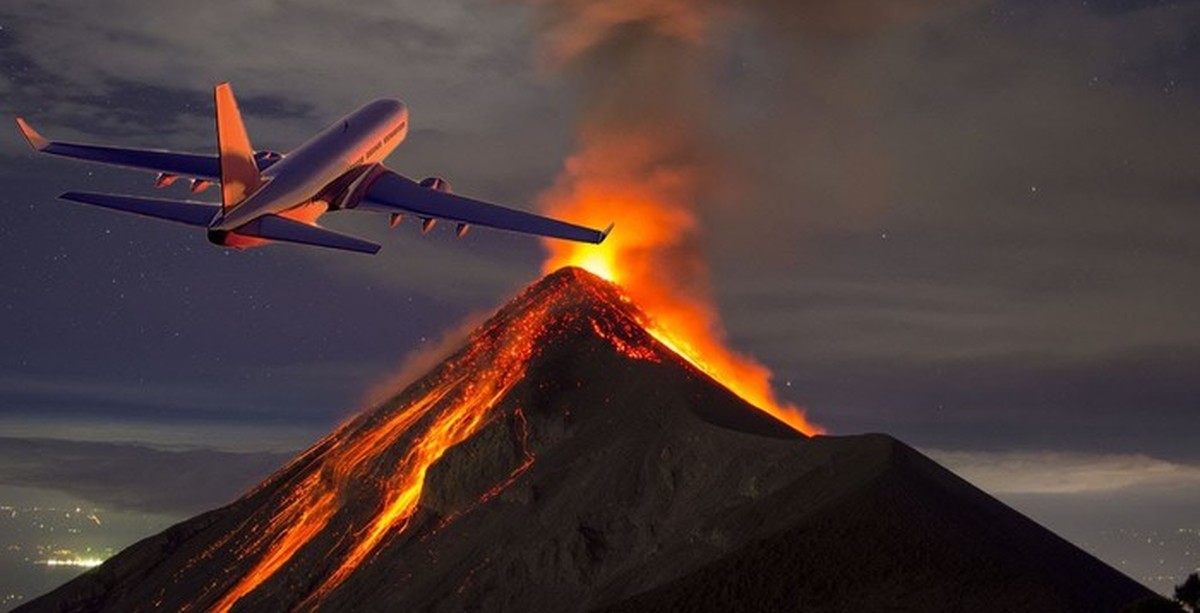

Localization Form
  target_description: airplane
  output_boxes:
[14,83,612,254]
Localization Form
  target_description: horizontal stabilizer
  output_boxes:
[60,192,220,227]
[236,214,381,255]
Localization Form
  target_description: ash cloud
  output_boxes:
[523,0,979,428]
[521,0,978,292]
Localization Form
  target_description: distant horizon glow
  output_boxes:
[34,557,105,568]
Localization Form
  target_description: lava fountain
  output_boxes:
[538,130,821,436]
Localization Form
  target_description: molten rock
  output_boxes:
[20,268,1151,612]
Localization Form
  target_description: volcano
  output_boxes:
[21,268,1151,612]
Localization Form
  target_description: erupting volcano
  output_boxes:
[22,269,1151,613]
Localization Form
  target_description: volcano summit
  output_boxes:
[21,268,1151,612]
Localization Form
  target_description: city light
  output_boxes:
[35,557,105,568]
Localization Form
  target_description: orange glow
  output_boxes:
[540,131,823,436]
[278,199,329,224]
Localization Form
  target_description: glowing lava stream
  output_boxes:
[304,380,512,604]
[209,293,563,612]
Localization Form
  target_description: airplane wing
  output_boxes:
[357,169,613,244]
[14,118,278,180]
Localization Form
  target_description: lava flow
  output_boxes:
[200,269,663,612]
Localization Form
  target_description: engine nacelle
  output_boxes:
[419,176,452,193]
[154,173,178,188]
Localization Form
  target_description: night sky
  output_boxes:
[1,0,1198,602]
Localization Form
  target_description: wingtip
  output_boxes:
[14,117,49,151]
[598,222,615,243]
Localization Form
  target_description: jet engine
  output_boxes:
[419,176,452,193]
[154,173,178,188]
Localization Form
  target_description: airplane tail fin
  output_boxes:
[214,82,262,212]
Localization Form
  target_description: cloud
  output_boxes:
[0,370,348,425]
[0,0,532,120]
[0,437,292,514]
[703,1,1200,380]
[0,372,270,418]
[928,448,1200,495]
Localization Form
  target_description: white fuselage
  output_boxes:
[209,99,408,244]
